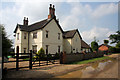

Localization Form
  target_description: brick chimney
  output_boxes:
[48,4,56,19]
[23,17,28,25]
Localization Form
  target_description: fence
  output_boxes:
[3,51,60,71]
[3,50,32,70]
[32,53,60,67]
[60,51,104,64]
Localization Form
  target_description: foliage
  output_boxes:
[109,31,120,44]
[91,41,98,51]
[116,42,120,48]
[108,47,116,53]
[37,48,45,59]
[54,52,59,59]
[104,40,109,45]
[1,24,12,57]
[47,54,52,60]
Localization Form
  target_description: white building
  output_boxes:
[14,4,90,54]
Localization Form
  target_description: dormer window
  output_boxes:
[24,33,27,39]
[46,30,48,38]
[58,33,60,40]
[17,33,19,40]
[33,32,37,39]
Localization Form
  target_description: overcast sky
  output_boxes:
[0,0,119,47]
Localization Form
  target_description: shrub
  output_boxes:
[108,47,116,53]
[37,48,45,59]
[54,52,59,59]
[47,54,52,60]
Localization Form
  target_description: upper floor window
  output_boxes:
[58,33,60,40]
[46,30,48,38]
[33,32,37,39]
[24,33,27,39]
[17,33,19,40]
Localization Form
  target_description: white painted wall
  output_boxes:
[42,19,63,54]
[14,27,22,53]
[63,39,72,53]
[71,32,81,53]
[29,29,42,53]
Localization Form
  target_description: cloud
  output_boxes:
[81,27,115,45]
[92,3,118,19]
[60,3,117,30]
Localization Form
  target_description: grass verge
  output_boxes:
[69,56,111,64]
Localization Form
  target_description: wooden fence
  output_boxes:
[3,51,60,71]
[3,50,32,70]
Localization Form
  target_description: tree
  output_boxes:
[1,24,12,57]
[108,47,116,53]
[37,48,45,58]
[91,41,98,52]
[109,31,120,44]
[104,40,109,45]
[116,42,120,48]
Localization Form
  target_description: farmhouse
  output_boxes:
[14,4,90,54]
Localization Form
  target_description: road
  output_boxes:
[56,54,120,78]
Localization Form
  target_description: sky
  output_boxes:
[0,0,119,47]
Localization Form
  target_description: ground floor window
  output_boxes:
[58,46,60,53]
[32,45,37,53]
[24,48,26,53]
[46,45,48,55]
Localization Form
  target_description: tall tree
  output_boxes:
[109,31,120,44]
[91,41,98,52]
[1,24,12,57]
[104,40,109,45]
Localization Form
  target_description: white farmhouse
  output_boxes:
[14,4,90,54]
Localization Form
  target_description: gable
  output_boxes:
[43,19,63,33]
[63,29,82,39]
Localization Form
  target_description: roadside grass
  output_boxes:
[69,56,111,64]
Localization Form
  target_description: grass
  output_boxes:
[69,56,111,64]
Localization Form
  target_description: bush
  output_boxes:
[108,47,116,53]
[47,54,52,60]
[54,52,59,59]
[37,48,45,59]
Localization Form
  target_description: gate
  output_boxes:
[32,53,60,67]
[3,50,32,70]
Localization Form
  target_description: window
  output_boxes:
[46,31,48,38]
[24,48,26,53]
[58,46,60,53]
[24,33,27,39]
[76,38,77,42]
[46,45,48,55]
[17,33,19,40]
[76,48,78,53]
[32,45,37,53]
[33,32,37,39]
[58,33,60,40]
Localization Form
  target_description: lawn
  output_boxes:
[69,56,111,64]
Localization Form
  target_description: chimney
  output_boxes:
[23,17,28,25]
[48,4,56,19]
